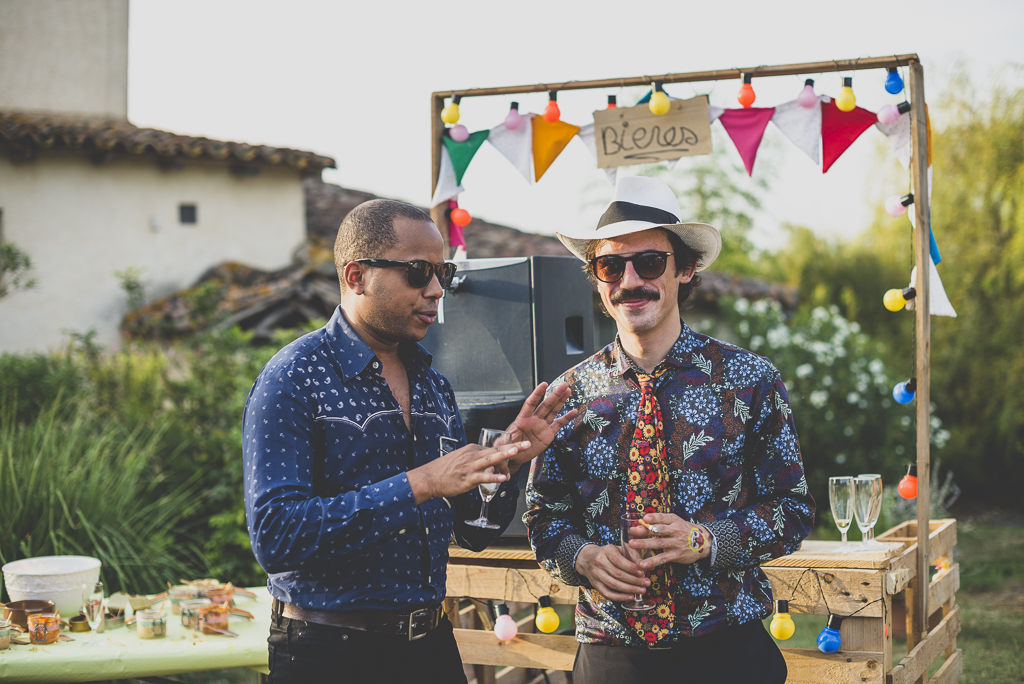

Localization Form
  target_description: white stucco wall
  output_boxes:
[0,0,129,117]
[0,152,307,352]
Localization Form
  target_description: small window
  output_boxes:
[179,203,197,225]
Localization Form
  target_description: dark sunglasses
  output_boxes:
[354,258,458,289]
[588,251,674,283]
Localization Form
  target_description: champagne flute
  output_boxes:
[854,474,884,550]
[619,512,655,611]
[829,477,856,553]
[464,428,511,529]
[82,581,104,646]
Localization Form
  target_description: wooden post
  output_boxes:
[429,93,450,257]
[908,59,931,682]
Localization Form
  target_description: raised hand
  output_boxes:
[506,382,577,473]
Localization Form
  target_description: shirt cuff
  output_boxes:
[555,534,594,587]
[704,519,742,572]
[359,472,419,538]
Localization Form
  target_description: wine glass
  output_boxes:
[82,581,104,646]
[619,512,655,611]
[464,428,512,529]
[854,474,884,550]
[829,477,856,553]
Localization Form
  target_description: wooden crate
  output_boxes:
[446,519,961,684]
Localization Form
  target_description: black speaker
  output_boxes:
[420,256,597,536]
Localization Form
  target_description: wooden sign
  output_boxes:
[593,95,712,168]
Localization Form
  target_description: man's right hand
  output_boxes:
[407,440,530,504]
[575,544,650,602]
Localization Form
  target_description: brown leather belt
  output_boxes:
[275,599,443,641]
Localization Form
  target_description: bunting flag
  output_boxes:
[908,206,942,265]
[431,146,464,207]
[771,98,822,164]
[442,130,490,185]
[532,118,580,181]
[709,105,725,124]
[820,99,877,173]
[718,107,776,176]
[576,123,617,184]
[876,112,911,169]
[909,259,957,317]
[487,114,535,184]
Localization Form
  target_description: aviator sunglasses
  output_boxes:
[588,251,674,283]
[354,258,458,289]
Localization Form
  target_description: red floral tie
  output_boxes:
[624,367,675,643]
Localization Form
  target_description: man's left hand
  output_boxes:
[506,382,577,474]
[629,513,712,569]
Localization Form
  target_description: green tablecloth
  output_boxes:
[0,587,270,683]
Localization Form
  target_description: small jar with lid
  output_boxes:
[0,618,12,650]
[180,598,213,630]
[136,610,167,639]
[168,585,200,615]
[27,613,60,645]
[196,604,230,635]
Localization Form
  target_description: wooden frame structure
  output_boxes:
[431,54,953,683]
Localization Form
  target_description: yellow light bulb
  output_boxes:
[770,601,796,640]
[883,288,907,312]
[836,77,856,112]
[441,96,461,125]
[535,597,560,633]
[649,89,671,116]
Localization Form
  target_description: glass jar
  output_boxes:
[0,618,12,650]
[168,585,200,615]
[180,598,212,630]
[27,613,60,645]
[196,604,230,635]
[136,610,167,639]
[203,584,234,609]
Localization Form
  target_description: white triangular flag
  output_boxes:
[430,146,463,207]
[876,113,912,170]
[709,105,725,124]
[487,113,534,184]
[909,258,957,317]
[576,122,617,184]
[770,98,821,164]
[907,166,934,231]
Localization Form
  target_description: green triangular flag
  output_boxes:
[442,130,489,185]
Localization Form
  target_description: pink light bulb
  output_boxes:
[797,79,818,109]
[449,125,469,142]
[505,102,523,131]
[885,195,908,217]
[878,104,900,126]
[493,613,518,641]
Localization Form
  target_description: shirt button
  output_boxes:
[500,491,506,498]
[372,361,379,369]
[399,529,406,535]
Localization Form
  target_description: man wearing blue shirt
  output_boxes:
[243,199,575,683]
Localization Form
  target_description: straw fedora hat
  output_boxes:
[556,176,721,272]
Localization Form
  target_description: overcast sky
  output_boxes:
[127,0,1024,251]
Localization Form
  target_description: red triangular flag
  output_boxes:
[820,100,877,173]
[718,107,776,176]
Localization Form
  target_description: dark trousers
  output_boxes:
[268,609,468,684]
[573,620,788,684]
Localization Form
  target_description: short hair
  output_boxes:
[334,199,434,289]
[582,228,703,310]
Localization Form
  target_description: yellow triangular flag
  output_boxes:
[532,118,580,181]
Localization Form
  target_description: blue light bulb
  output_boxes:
[885,68,904,95]
[893,378,916,405]
[817,615,844,653]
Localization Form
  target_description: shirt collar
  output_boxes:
[609,321,699,376]
[324,306,433,382]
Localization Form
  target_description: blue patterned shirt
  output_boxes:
[243,307,519,612]
[525,323,815,645]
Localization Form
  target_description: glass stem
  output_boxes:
[478,499,489,522]
[841,530,848,545]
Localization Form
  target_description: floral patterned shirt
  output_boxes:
[525,323,815,645]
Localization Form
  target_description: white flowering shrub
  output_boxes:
[722,298,949,509]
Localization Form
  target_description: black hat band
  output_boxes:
[597,201,680,231]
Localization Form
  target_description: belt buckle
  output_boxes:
[407,607,431,641]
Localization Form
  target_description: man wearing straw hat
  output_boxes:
[243,199,575,683]
[525,176,815,683]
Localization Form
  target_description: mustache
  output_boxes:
[610,288,660,304]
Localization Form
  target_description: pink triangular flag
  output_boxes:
[821,100,878,173]
[718,107,776,176]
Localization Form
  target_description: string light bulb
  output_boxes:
[836,77,857,112]
[878,101,912,126]
[450,207,472,227]
[493,604,518,641]
[607,95,617,109]
[885,68,905,95]
[769,600,796,640]
[737,73,756,108]
[649,82,671,115]
[883,286,916,312]
[441,95,462,125]
[898,464,919,499]
[504,102,523,131]
[543,91,561,122]
[893,378,917,405]
[449,125,469,143]
[817,615,844,653]
[885,193,914,217]
[535,596,560,633]
[797,79,818,109]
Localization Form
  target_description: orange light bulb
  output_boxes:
[737,73,756,107]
